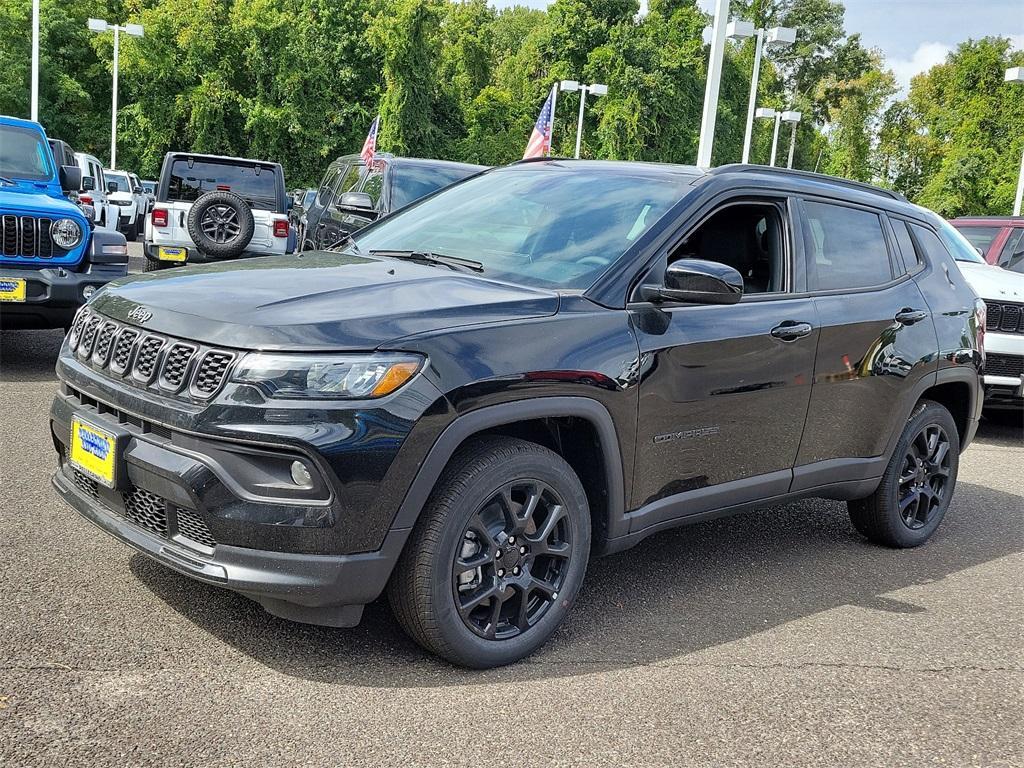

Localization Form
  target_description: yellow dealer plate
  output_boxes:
[69,418,116,487]
[158,246,187,262]
[0,277,26,302]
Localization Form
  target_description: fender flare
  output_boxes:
[389,397,627,536]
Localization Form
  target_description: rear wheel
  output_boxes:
[388,436,591,668]
[142,258,167,272]
[848,400,959,547]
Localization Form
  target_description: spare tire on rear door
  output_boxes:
[186,190,255,259]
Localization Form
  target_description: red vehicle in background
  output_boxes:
[949,216,1024,273]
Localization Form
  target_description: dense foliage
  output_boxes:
[0,0,1020,216]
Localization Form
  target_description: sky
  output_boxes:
[492,0,1024,94]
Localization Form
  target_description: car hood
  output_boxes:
[957,261,1024,303]
[90,251,560,350]
[108,191,135,203]
[0,186,82,218]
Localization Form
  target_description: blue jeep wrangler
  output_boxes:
[0,115,128,330]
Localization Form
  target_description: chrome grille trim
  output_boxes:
[62,308,237,400]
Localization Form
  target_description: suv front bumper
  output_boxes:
[983,331,1024,408]
[0,263,126,329]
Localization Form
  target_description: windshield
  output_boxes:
[390,164,481,209]
[143,182,155,193]
[167,158,280,210]
[0,124,53,182]
[938,219,987,263]
[352,168,689,290]
[105,171,131,192]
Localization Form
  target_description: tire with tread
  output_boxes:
[848,399,959,548]
[186,190,255,258]
[388,436,591,668]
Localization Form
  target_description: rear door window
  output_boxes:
[167,158,279,210]
[802,201,893,291]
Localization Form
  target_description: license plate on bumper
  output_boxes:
[158,246,187,262]
[69,418,118,487]
[0,278,26,302]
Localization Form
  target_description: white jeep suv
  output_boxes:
[104,169,148,242]
[939,217,1024,423]
[143,152,292,271]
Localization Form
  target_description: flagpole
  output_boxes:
[547,82,558,156]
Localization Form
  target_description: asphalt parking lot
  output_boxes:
[1,244,1022,766]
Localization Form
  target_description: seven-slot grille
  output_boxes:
[1,215,55,258]
[985,301,1024,335]
[67,308,235,399]
[985,353,1024,379]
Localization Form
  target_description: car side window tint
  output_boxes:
[802,201,892,291]
[1000,228,1024,273]
[891,219,923,271]
[669,201,788,294]
[317,167,342,208]
[336,164,364,198]
[909,224,953,267]
[360,172,384,206]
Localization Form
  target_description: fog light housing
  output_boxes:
[290,460,313,488]
[82,285,96,301]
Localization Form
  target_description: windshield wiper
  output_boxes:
[0,176,15,186]
[369,249,484,273]
[325,233,363,255]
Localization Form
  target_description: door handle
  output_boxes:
[770,321,813,341]
[895,308,928,326]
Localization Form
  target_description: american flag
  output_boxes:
[523,92,553,159]
[361,115,380,164]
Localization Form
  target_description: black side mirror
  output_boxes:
[59,165,82,192]
[106,181,118,194]
[337,191,374,211]
[81,174,95,191]
[642,259,744,306]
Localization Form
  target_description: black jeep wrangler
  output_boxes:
[50,161,984,668]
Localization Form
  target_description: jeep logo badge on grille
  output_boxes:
[127,306,153,324]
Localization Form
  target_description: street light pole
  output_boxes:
[741,26,797,164]
[696,0,731,167]
[552,80,579,157]
[769,112,782,167]
[30,0,40,120]
[573,83,607,159]
[1006,67,1024,216]
[88,18,144,170]
[782,110,802,169]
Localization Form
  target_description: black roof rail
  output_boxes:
[708,164,907,203]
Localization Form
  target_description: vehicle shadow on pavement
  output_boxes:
[130,469,1023,686]
[0,329,64,383]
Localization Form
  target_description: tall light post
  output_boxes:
[755,108,780,166]
[1007,67,1024,216]
[696,0,731,167]
[741,26,797,164]
[30,0,40,120]
[574,82,608,159]
[783,110,802,169]
[550,80,580,157]
[88,18,144,170]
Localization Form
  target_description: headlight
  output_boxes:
[51,218,83,249]
[232,352,424,399]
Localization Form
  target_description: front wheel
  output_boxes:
[388,436,591,668]
[848,400,960,547]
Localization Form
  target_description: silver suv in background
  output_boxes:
[104,169,148,241]
[143,152,292,271]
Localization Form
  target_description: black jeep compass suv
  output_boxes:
[51,161,984,668]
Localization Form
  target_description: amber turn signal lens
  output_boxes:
[371,361,421,397]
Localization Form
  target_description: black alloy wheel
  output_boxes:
[848,399,960,548]
[453,480,572,640]
[200,203,242,244]
[896,424,952,530]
